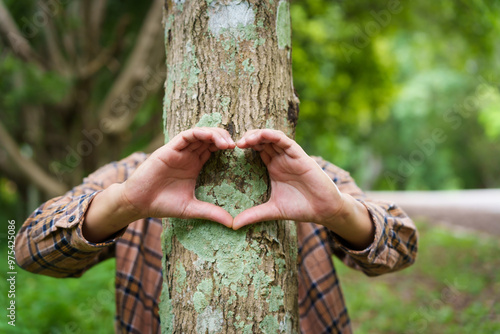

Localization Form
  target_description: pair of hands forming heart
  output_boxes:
[121,128,347,230]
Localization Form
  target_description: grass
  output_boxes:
[0,259,115,334]
[336,222,500,334]
[1,221,499,333]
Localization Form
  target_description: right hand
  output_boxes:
[121,127,235,227]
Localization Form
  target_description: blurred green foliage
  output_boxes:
[0,256,115,334]
[0,0,162,221]
[292,0,500,190]
[336,222,500,333]
[1,0,499,196]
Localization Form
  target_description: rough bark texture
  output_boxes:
[160,1,299,333]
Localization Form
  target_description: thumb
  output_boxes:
[233,202,280,230]
[184,200,234,228]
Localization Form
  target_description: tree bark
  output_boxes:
[160,0,300,333]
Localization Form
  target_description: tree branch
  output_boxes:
[0,120,68,197]
[61,2,77,64]
[90,0,108,46]
[97,0,164,135]
[0,0,44,68]
[82,0,95,59]
[40,1,70,75]
[78,15,130,80]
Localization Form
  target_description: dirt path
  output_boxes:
[366,189,500,236]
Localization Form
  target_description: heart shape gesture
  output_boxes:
[85,127,373,248]
[122,127,345,229]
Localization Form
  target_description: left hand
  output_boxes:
[233,129,347,229]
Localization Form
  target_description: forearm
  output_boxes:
[312,156,418,275]
[321,194,375,250]
[15,192,116,278]
[82,183,142,243]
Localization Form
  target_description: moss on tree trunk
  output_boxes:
[160,0,299,332]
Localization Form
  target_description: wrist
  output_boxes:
[116,182,144,221]
[82,183,142,243]
[320,194,375,250]
[320,193,350,229]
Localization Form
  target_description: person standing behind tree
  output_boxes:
[15,128,418,333]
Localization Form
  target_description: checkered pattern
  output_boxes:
[15,152,418,333]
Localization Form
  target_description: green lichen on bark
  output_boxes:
[196,306,223,334]
[175,261,187,293]
[163,38,201,119]
[234,319,255,333]
[242,58,255,73]
[260,314,281,334]
[159,282,175,334]
[182,40,201,98]
[207,0,264,79]
[276,0,291,50]
[196,112,222,127]
[207,1,255,39]
[193,277,214,313]
[170,218,262,294]
[252,269,273,299]
[274,257,286,274]
[193,291,209,313]
[266,118,275,129]
[267,286,284,312]
[161,219,174,255]
[198,278,214,294]
[220,96,231,113]
[279,313,293,333]
[162,95,170,144]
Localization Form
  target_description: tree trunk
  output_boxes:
[160,1,300,333]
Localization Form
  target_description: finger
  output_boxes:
[194,142,210,155]
[208,143,218,152]
[169,128,211,151]
[232,202,280,230]
[237,131,282,158]
[237,130,296,157]
[186,140,204,152]
[198,127,235,149]
[259,150,272,165]
[252,144,265,151]
[218,128,236,147]
[169,128,232,152]
[262,144,278,158]
[236,129,261,148]
[271,143,284,155]
[238,129,280,146]
[192,129,231,150]
[184,199,234,228]
[259,130,301,158]
[199,150,211,165]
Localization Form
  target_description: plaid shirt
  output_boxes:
[15,152,418,334]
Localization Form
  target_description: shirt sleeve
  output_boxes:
[14,152,148,278]
[312,156,419,276]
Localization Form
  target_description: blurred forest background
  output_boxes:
[1,0,500,222]
[0,0,499,333]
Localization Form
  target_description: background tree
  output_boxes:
[0,0,165,214]
[160,0,299,332]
